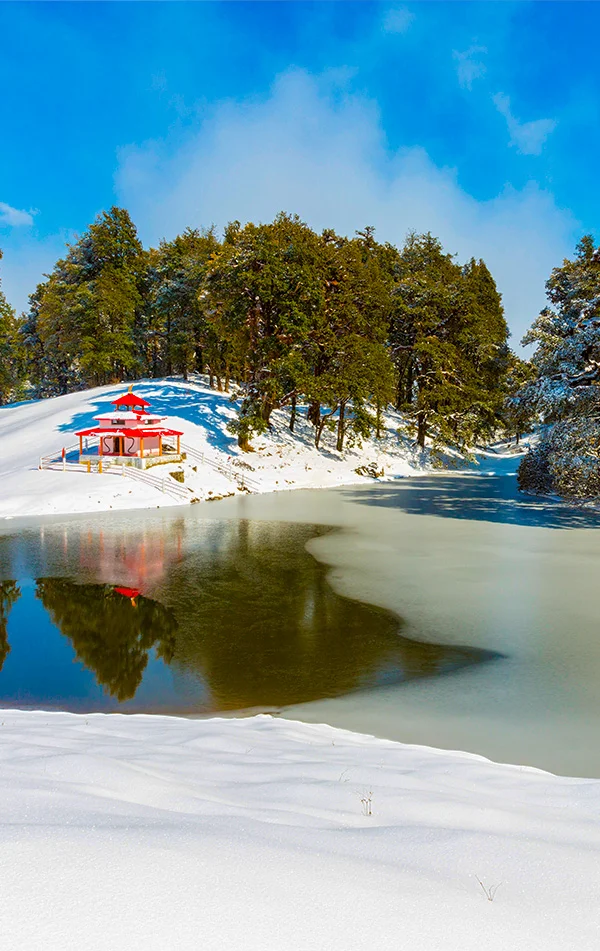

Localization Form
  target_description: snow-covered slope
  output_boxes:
[0,377,425,518]
[1,711,598,951]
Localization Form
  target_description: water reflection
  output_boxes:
[0,516,496,712]
[35,580,177,701]
[0,580,19,670]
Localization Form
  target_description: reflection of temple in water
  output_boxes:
[0,517,497,712]
[35,518,187,595]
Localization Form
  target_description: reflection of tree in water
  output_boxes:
[22,522,493,712]
[35,580,178,701]
[164,521,490,711]
[0,581,20,672]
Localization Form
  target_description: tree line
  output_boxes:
[1,207,522,452]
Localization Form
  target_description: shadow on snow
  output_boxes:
[341,470,600,530]
[56,381,239,454]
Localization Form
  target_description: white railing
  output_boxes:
[118,464,192,502]
[180,442,260,492]
[39,442,192,502]
[39,442,83,469]
[38,437,261,498]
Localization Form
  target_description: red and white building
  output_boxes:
[76,388,183,469]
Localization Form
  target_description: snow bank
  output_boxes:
[1,710,598,951]
[0,377,425,518]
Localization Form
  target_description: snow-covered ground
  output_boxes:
[1,710,598,951]
[5,383,584,949]
[0,377,426,518]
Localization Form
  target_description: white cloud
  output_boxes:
[494,93,557,156]
[453,46,487,90]
[382,7,415,34]
[115,69,575,348]
[0,202,36,228]
[0,233,66,315]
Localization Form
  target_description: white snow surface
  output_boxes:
[1,710,598,951]
[0,377,426,518]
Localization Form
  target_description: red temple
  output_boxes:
[76,387,183,469]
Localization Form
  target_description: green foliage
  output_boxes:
[517,235,600,497]
[389,234,510,451]
[0,251,26,404]
[13,207,512,454]
[22,207,145,392]
[202,213,326,442]
[501,353,537,443]
[145,227,220,378]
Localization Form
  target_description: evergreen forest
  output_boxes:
[0,206,525,456]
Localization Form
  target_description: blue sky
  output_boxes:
[0,1,597,345]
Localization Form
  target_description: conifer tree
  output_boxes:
[517,235,600,496]
[390,234,509,452]
[146,227,220,379]
[303,229,394,450]
[202,214,325,449]
[23,208,146,390]
[0,251,25,404]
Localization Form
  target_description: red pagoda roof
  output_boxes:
[75,427,183,437]
[111,392,151,408]
[114,586,141,600]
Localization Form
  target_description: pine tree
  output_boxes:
[23,208,146,391]
[501,354,536,445]
[517,235,600,497]
[0,251,25,404]
[303,230,394,450]
[21,279,82,396]
[146,227,220,379]
[389,234,509,453]
[202,214,325,449]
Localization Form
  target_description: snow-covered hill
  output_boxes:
[0,377,426,518]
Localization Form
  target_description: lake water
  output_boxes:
[2,455,600,777]
[0,514,491,715]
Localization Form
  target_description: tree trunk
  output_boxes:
[315,417,326,449]
[405,362,413,403]
[261,399,274,426]
[516,431,520,446]
[395,374,403,411]
[238,433,251,451]
[289,394,297,433]
[376,400,383,439]
[209,371,214,389]
[336,401,345,452]
[417,412,427,449]
[307,400,320,427]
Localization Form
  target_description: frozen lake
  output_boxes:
[2,454,600,777]
[0,512,489,716]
